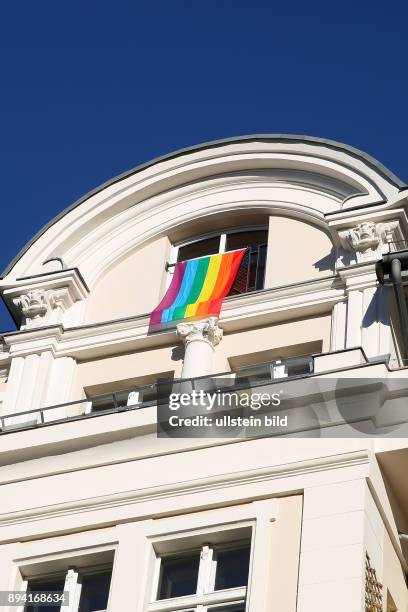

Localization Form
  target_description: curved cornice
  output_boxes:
[1,134,405,280]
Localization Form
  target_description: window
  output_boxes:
[176,228,268,294]
[24,566,112,612]
[77,569,112,612]
[89,384,158,413]
[86,372,175,414]
[151,541,250,612]
[158,554,200,599]
[25,577,65,612]
[234,355,314,384]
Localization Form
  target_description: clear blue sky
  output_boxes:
[1,1,407,330]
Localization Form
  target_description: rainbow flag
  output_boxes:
[150,249,246,328]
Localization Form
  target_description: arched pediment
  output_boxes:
[1,135,405,327]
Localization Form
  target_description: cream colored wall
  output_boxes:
[73,314,331,397]
[267,495,303,610]
[74,344,181,398]
[0,378,6,410]
[265,215,335,288]
[390,296,404,368]
[0,495,302,612]
[215,314,331,372]
[87,215,333,325]
[87,236,171,324]
[383,529,408,612]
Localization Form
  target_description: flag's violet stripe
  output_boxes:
[149,261,186,326]
[150,249,246,328]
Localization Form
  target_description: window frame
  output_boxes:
[152,539,251,609]
[166,225,269,291]
[141,500,279,612]
[23,563,113,612]
[15,543,116,612]
[147,523,255,612]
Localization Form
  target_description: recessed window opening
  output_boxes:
[152,536,251,612]
[24,563,113,612]
[175,227,268,295]
[85,372,175,414]
[24,576,65,612]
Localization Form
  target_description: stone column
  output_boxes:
[177,317,223,379]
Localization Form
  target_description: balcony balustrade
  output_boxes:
[0,355,314,434]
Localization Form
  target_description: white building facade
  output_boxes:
[0,135,407,611]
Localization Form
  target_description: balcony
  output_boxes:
[0,347,399,437]
[0,354,314,434]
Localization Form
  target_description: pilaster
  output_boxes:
[1,327,76,416]
[329,213,407,359]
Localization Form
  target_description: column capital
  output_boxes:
[177,317,223,349]
[1,268,89,330]
[337,220,401,263]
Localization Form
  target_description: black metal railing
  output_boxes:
[228,244,267,295]
[0,355,314,434]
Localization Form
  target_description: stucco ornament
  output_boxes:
[176,316,223,348]
[338,221,400,263]
[13,287,72,329]
[13,290,49,328]
[343,222,380,258]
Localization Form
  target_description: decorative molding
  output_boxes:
[1,268,89,330]
[13,290,48,328]
[328,208,408,270]
[0,450,369,529]
[177,317,223,348]
[48,288,72,311]
[340,222,381,257]
[338,221,401,263]
[2,276,343,360]
[337,262,378,292]
[12,288,75,330]
[2,140,397,296]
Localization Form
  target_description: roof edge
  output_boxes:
[2,133,406,278]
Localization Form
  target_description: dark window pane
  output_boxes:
[248,251,258,289]
[255,244,267,290]
[140,385,160,405]
[226,230,268,250]
[117,387,156,408]
[178,237,220,262]
[158,555,200,599]
[24,578,65,612]
[229,250,250,295]
[210,606,246,612]
[78,571,112,612]
[214,546,250,591]
[90,394,115,413]
[227,231,268,295]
